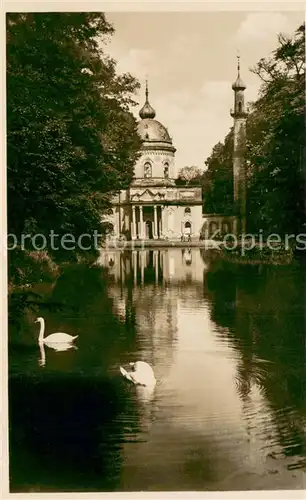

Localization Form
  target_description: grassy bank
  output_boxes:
[219,243,294,265]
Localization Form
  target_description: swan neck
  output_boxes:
[38,319,45,342]
[39,342,46,366]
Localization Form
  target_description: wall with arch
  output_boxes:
[133,149,176,179]
[164,204,203,239]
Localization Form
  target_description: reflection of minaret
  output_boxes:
[230,54,248,234]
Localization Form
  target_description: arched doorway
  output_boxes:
[145,220,153,240]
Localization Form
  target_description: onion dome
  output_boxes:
[139,81,156,119]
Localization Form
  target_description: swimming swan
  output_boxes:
[120,361,156,387]
[35,317,78,346]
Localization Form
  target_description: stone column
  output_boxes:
[139,205,144,240]
[163,206,168,238]
[153,205,158,239]
[132,205,136,240]
[160,206,164,238]
[119,206,124,236]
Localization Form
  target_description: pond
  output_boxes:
[8,248,306,492]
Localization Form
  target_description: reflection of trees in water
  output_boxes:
[9,263,150,491]
[49,264,134,369]
[9,374,136,492]
[203,256,306,463]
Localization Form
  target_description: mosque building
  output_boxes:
[104,59,247,242]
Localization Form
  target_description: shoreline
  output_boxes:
[102,239,221,249]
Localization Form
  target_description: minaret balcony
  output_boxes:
[230,108,248,118]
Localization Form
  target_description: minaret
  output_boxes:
[230,55,248,234]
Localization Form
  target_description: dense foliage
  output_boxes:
[246,23,305,235]
[202,23,305,233]
[7,13,141,269]
[202,130,234,215]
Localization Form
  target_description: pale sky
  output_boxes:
[105,11,303,170]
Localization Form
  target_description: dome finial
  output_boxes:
[232,52,246,90]
[145,78,149,101]
[139,79,156,119]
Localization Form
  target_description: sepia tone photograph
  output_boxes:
[5,5,306,495]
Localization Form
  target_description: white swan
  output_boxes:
[120,361,156,387]
[35,317,78,346]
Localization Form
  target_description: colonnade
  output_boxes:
[131,204,166,240]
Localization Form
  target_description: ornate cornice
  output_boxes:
[141,142,176,154]
[131,178,176,187]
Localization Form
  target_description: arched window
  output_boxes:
[238,101,242,112]
[164,162,169,178]
[184,206,191,216]
[144,162,152,178]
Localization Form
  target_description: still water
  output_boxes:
[8,248,306,492]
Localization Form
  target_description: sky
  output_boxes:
[104,11,303,170]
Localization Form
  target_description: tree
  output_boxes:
[202,23,305,233]
[245,23,305,235]
[7,13,141,264]
[202,129,234,214]
[176,165,203,186]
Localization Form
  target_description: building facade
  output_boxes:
[104,61,247,242]
[104,82,203,241]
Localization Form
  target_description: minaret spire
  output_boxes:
[230,55,248,235]
[145,78,149,102]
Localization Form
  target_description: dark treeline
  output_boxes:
[202,23,305,234]
[7,13,141,286]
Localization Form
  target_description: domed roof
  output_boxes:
[137,118,172,143]
[137,81,175,150]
